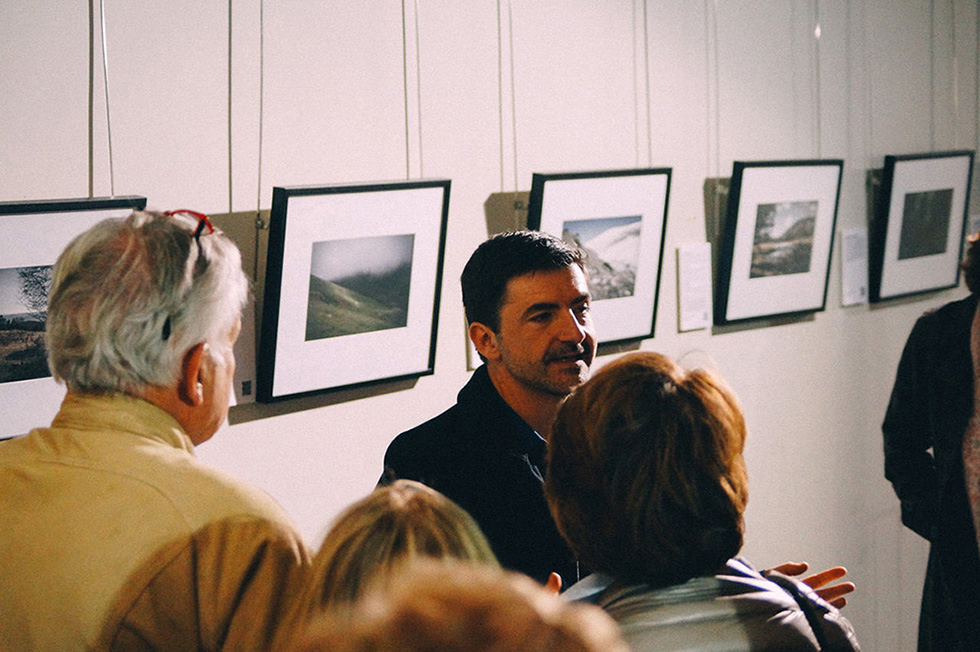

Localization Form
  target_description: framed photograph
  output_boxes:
[527,168,671,344]
[869,150,974,302]
[715,159,843,325]
[0,195,147,438]
[258,179,450,402]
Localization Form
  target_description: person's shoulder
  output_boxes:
[918,293,977,325]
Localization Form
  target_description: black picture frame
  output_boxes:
[715,159,843,325]
[258,179,450,402]
[527,167,671,344]
[0,195,147,437]
[869,150,974,302]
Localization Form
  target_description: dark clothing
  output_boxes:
[380,365,577,585]
[565,558,860,651]
[883,293,980,651]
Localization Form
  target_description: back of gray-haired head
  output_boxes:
[46,210,249,393]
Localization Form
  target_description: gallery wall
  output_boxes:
[3,1,979,649]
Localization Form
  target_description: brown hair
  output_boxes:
[311,480,498,610]
[299,560,629,652]
[545,351,749,587]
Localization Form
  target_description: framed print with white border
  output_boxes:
[527,168,671,344]
[0,195,147,438]
[715,159,843,325]
[869,150,974,302]
[258,179,450,402]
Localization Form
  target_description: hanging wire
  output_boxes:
[929,0,936,150]
[401,0,411,179]
[632,0,639,166]
[704,0,721,178]
[414,0,424,178]
[508,0,518,192]
[99,0,115,196]
[813,0,823,158]
[642,0,652,166]
[88,0,95,197]
[228,0,234,214]
[497,0,505,191]
[253,0,266,278]
[950,0,959,145]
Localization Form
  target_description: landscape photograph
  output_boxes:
[0,265,52,384]
[898,188,953,260]
[305,234,414,341]
[561,215,642,301]
[750,200,817,278]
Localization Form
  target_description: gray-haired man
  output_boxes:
[0,211,312,650]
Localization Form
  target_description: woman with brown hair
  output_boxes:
[545,351,860,651]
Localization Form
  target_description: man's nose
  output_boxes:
[556,309,586,343]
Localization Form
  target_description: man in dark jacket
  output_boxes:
[381,231,594,585]
[883,237,980,651]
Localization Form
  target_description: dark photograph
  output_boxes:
[750,200,817,278]
[0,265,52,383]
[562,215,642,300]
[306,234,414,341]
[898,188,953,260]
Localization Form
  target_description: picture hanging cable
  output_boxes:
[254,0,267,278]
[508,0,518,193]
[227,0,233,215]
[88,0,95,197]
[813,0,823,158]
[643,0,652,166]
[632,0,640,167]
[401,0,411,179]
[497,0,505,191]
[950,0,959,145]
[99,0,116,196]
[929,0,936,150]
[704,0,721,178]
[414,0,424,178]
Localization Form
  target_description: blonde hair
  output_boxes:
[299,560,629,652]
[311,480,498,610]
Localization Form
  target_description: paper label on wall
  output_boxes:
[677,243,712,331]
[841,228,868,306]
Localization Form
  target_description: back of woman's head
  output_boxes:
[545,351,749,587]
[300,561,629,652]
[312,480,498,610]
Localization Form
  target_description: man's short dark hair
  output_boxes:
[460,231,585,332]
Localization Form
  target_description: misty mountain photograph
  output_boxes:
[898,188,953,260]
[562,215,642,301]
[305,234,414,341]
[0,265,52,383]
[750,201,817,278]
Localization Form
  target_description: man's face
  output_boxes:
[490,265,596,398]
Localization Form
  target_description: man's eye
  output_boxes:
[529,313,551,323]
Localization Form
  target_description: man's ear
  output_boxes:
[469,322,501,361]
[177,342,208,407]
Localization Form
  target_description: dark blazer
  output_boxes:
[883,293,980,651]
[380,365,578,585]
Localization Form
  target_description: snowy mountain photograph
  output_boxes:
[562,215,642,301]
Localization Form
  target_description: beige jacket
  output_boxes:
[0,392,313,651]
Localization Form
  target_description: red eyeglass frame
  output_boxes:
[163,209,215,239]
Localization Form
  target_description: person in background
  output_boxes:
[382,230,855,604]
[310,479,499,610]
[882,235,980,651]
[299,560,629,652]
[381,231,594,586]
[0,210,311,650]
[545,351,860,651]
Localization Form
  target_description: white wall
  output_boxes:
[3,1,978,648]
